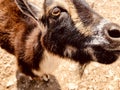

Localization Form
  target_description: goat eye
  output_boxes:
[51,7,61,17]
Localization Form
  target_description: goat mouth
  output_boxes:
[90,45,119,64]
[97,45,120,56]
[105,49,120,56]
[101,42,120,54]
[87,37,120,55]
[87,45,120,54]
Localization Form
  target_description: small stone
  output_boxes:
[67,83,78,90]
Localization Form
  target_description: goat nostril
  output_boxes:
[103,23,120,40]
[108,29,120,38]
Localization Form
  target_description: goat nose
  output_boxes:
[104,23,120,42]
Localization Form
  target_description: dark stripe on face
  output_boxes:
[72,0,93,26]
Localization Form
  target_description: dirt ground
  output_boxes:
[0,0,120,90]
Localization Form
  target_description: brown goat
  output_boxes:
[0,0,120,89]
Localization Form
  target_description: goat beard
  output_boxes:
[79,62,89,77]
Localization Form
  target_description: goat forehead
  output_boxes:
[46,0,93,36]
[45,0,69,13]
[45,0,91,29]
[45,0,91,16]
[45,0,82,14]
[27,0,93,36]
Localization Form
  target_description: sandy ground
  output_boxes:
[0,0,120,90]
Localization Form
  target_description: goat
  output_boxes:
[0,0,120,88]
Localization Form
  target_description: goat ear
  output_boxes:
[15,0,44,20]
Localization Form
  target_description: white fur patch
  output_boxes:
[32,49,80,77]
[32,50,61,76]
[88,19,110,45]
[96,19,110,31]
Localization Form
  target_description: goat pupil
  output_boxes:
[52,7,61,16]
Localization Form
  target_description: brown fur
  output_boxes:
[0,0,28,53]
[0,0,120,87]
[0,0,42,76]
